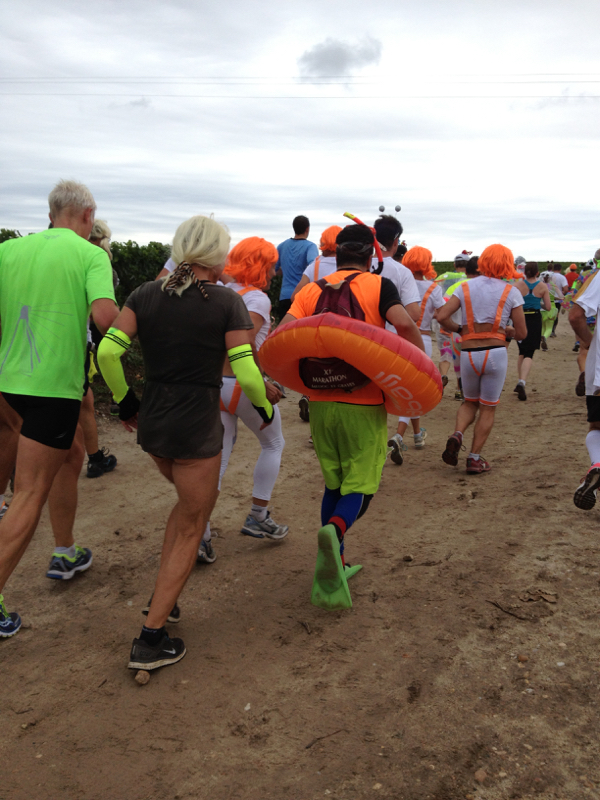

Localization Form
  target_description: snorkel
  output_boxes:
[343,212,384,274]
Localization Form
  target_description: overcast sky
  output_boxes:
[1,0,599,260]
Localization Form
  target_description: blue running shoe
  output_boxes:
[46,545,93,580]
[0,594,21,638]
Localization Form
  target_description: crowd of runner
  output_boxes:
[0,179,599,672]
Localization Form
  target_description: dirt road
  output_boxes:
[2,321,599,800]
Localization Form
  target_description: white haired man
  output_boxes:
[0,180,119,637]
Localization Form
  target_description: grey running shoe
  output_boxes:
[241,512,289,540]
[414,428,427,449]
[197,539,217,564]
[574,466,600,510]
[0,501,9,521]
[540,336,548,351]
[128,632,186,670]
[46,546,92,580]
[387,433,408,465]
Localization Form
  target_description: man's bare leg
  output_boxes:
[79,389,98,456]
[471,405,496,454]
[0,436,68,592]
[0,394,21,496]
[48,426,85,548]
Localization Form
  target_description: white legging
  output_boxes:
[460,346,508,406]
[220,377,285,500]
[398,334,432,425]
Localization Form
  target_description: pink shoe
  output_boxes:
[466,456,491,474]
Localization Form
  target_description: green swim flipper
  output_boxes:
[344,564,362,580]
[311,525,353,610]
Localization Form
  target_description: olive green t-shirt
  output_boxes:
[0,228,115,399]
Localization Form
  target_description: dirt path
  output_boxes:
[2,321,599,800]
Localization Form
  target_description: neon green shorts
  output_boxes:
[309,401,387,496]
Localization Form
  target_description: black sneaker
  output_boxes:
[87,447,117,478]
[142,595,180,623]
[515,383,527,401]
[298,395,310,422]
[128,632,186,670]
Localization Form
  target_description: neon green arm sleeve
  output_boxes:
[227,344,273,422]
[97,327,132,403]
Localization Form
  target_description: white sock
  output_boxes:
[518,379,526,386]
[55,545,76,558]
[251,504,268,522]
[586,430,600,465]
[469,452,480,461]
[203,521,211,543]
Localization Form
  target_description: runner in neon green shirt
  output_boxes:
[0,227,115,399]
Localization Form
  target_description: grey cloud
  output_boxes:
[298,37,382,78]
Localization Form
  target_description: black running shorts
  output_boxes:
[517,310,542,359]
[586,395,600,423]
[1,393,81,450]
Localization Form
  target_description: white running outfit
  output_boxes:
[397,280,442,423]
[453,276,524,406]
[219,285,285,500]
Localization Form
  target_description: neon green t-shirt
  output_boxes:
[0,228,115,399]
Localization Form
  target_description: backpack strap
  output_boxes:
[416,283,436,329]
[237,286,261,296]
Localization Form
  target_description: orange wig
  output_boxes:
[478,244,515,280]
[224,237,278,289]
[402,246,436,281]
[320,225,343,252]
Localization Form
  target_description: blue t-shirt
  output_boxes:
[276,238,319,300]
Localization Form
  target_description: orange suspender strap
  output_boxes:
[416,283,436,329]
[461,282,512,342]
[467,349,490,377]
[219,382,243,414]
[491,284,513,334]
[313,256,321,282]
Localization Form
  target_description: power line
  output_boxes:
[0,93,597,99]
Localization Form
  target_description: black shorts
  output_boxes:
[1,393,81,450]
[587,395,600,423]
[517,311,542,359]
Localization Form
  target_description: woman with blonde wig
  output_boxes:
[387,246,445,464]
[197,236,288,559]
[436,244,527,474]
[97,216,274,671]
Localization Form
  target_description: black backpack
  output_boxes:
[299,273,370,392]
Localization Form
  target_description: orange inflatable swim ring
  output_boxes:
[260,313,442,417]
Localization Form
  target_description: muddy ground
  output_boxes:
[1,319,599,800]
